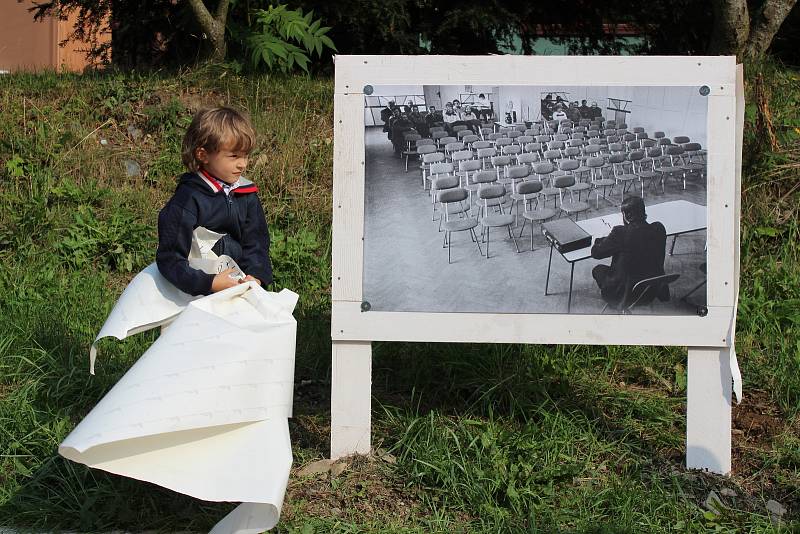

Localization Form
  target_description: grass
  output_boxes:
[0,59,798,532]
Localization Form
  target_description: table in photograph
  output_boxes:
[544,200,707,312]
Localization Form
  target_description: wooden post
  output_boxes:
[330,341,372,459]
[686,346,732,474]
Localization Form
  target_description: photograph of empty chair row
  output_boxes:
[363,84,708,315]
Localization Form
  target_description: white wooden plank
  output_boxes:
[332,93,365,303]
[706,92,738,308]
[686,346,732,474]
[332,301,734,347]
[330,341,371,458]
[334,55,736,94]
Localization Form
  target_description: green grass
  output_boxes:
[0,60,798,532]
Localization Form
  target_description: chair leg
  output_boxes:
[485,227,490,259]
[447,231,451,263]
[471,228,483,256]
[508,225,520,253]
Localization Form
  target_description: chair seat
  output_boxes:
[637,171,659,180]
[575,166,592,174]
[522,208,557,222]
[616,173,637,182]
[482,214,515,227]
[592,179,615,187]
[540,187,560,197]
[682,163,704,172]
[561,201,590,213]
[569,183,591,192]
[655,166,682,174]
[476,196,509,208]
[443,217,479,232]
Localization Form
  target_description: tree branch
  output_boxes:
[744,0,798,57]
[186,0,216,36]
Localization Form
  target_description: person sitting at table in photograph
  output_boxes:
[426,105,443,129]
[590,196,669,307]
[552,104,568,122]
[386,107,402,141]
[381,100,396,134]
[541,94,554,120]
[461,105,482,134]
[451,99,464,118]
[589,101,603,120]
[579,99,591,119]
[390,112,415,157]
[566,101,582,123]
[443,102,460,133]
[409,105,428,136]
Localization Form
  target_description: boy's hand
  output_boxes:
[242,275,262,286]
[211,268,241,293]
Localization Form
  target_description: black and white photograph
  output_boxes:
[363,84,709,315]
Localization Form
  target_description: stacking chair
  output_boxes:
[525,142,544,156]
[457,129,473,140]
[554,133,570,142]
[641,147,666,193]
[495,137,513,149]
[657,137,672,155]
[507,130,523,141]
[429,126,446,134]
[472,140,492,151]
[429,162,459,220]
[438,187,483,263]
[502,144,522,162]
[636,132,649,143]
[488,132,505,143]
[609,152,637,201]
[444,141,465,161]
[535,162,560,208]
[554,174,591,220]
[517,135,534,145]
[491,154,513,183]
[458,159,482,192]
[517,152,539,170]
[516,181,556,251]
[452,124,468,133]
[558,159,590,201]
[462,134,480,147]
[524,128,539,136]
[505,164,531,223]
[535,134,551,144]
[413,143,437,175]
[563,146,581,160]
[588,156,615,208]
[681,142,706,186]
[421,151,445,189]
[608,142,626,155]
[656,145,686,189]
[673,135,690,145]
[626,149,654,199]
[632,127,645,134]
[542,149,562,165]
[602,274,680,314]
[478,184,520,259]
[477,147,497,169]
[438,136,457,151]
[401,133,422,170]
[451,150,474,177]
[431,130,448,146]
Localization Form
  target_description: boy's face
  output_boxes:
[196,142,249,184]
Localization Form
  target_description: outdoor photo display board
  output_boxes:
[331,55,743,472]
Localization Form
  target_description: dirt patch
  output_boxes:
[281,454,424,525]
[733,389,785,451]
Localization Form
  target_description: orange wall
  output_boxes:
[0,1,110,72]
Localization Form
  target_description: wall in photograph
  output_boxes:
[364,85,424,126]
[494,86,707,144]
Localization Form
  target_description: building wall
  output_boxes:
[0,1,109,72]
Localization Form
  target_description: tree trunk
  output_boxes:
[744,0,799,57]
[708,0,750,56]
[186,0,230,62]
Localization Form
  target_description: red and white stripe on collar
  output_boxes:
[197,170,258,195]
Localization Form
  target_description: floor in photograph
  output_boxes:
[363,127,708,315]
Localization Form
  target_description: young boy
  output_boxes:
[156,107,273,296]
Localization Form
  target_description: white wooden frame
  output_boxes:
[331,56,743,473]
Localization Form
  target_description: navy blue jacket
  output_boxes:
[156,172,273,296]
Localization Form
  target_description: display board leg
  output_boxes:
[331,341,372,459]
[686,346,732,474]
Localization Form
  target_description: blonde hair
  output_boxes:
[181,107,256,172]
